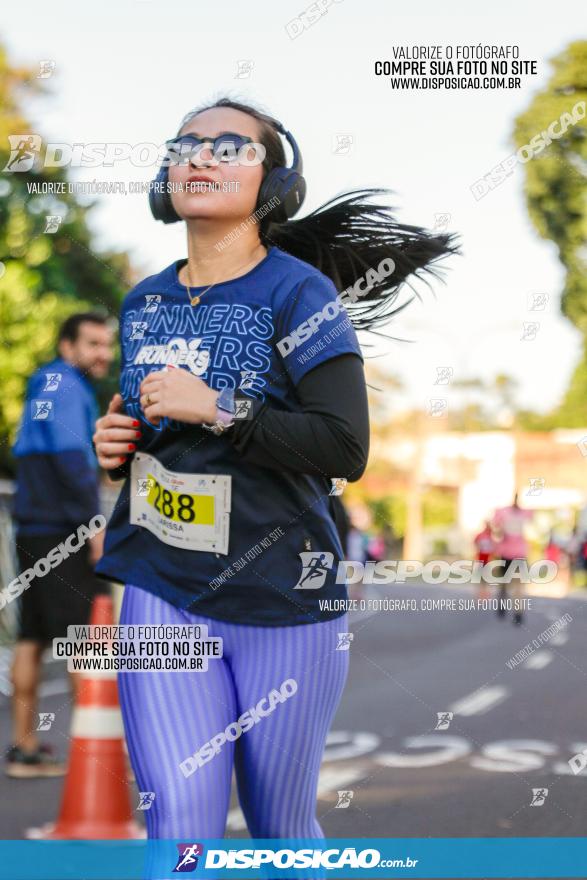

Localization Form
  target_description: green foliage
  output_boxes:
[0,44,133,472]
[514,42,587,422]
[367,489,456,537]
[422,488,457,530]
[368,495,406,536]
[551,340,587,425]
[514,41,587,322]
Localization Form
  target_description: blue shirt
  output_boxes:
[13,358,100,535]
[96,246,363,625]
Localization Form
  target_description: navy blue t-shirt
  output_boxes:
[96,246,363,626]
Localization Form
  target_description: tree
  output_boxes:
[0,44,134,472]
[513,41,587,424]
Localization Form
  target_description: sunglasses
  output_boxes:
[164,132,255,165]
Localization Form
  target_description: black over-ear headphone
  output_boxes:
[149,120,306,225]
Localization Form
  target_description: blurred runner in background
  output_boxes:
[5,313,113,778]
[473,520,495,601]
[491,493,533,626]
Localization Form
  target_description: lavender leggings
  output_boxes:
[117,584,349,839]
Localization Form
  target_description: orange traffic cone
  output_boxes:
[28,595,144,839]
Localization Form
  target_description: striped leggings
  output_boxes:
[117,584,349,839]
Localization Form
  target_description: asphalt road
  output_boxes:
[1,581,586,877]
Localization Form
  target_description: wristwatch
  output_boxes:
[203,388,236,436]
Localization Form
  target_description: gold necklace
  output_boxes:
[187,281,213,307]
[182,245,266,308]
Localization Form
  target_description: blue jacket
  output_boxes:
[12,358,100,535]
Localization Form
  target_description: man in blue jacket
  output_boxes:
[5,313,114,777]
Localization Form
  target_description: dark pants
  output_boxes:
[15,532,110,644]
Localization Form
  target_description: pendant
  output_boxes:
[190,295,200,306]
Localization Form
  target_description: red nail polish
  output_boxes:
[132,420,140,427]
[119,457,126,464]
[135,431,142,438]
[128,444,136,451]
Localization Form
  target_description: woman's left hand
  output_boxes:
[139,368,218,426]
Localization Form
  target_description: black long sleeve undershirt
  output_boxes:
[229,353,369,481]
[107,354,370,483]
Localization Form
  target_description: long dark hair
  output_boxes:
[179,98,459,333]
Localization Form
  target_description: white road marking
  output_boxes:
[550,632,568,646]
[470,739,557,773]
[39,679,70,697]
[375,736,587,775]
[449,686,509,716]
[377,735,471,768]
[317,765,367,797]
[523,651,553,670]
[324,730,380,761]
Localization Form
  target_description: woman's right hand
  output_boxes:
[93,394,141,470]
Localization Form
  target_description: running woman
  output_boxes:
[93,98,456,840]
[491,493,533,624]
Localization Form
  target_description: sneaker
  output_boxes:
[5,744,66,778]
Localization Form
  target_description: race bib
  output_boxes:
[130,453,231,554]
